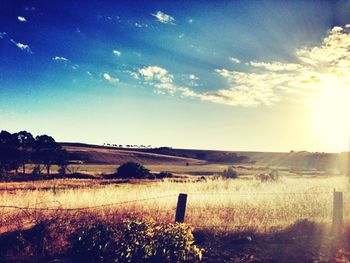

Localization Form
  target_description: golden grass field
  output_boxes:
[1,167,349,234]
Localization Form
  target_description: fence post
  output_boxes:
[175,193,187,223]
[332,190,343,234]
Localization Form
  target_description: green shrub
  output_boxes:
[115,162,150,179]
[70,217,203,262]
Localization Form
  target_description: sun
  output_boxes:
[309,75,350,152]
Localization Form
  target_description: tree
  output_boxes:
[0,131,19,175]
[14,131,35,174]
[115,162,150,179]
[34,135,62,175]
[56,149,69,174]
[222,167,238,179]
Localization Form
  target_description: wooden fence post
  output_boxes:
[175,193,187,223]
[332,190,343,234]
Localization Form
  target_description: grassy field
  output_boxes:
[1,162,350,262]
[1,173,349,232]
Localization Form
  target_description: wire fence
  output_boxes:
[0,190,348,233]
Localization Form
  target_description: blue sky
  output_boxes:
[1,0,350,152]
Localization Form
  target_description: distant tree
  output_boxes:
[57,149,69,175]
[34,135,63,175]
[115,162,150,179]
[14,131,35,174]
[0,131,20,174]
[222,167,238,179]
[269,169,279,181]
[157,171,173,179]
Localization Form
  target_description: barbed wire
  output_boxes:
[187,191,333,196]
[0,194,177,211]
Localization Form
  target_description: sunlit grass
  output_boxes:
[0,175,349,234]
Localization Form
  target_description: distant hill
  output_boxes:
[61,142,349,171]
[62,143,205,165]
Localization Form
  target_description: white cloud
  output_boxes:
[123,70,140,80]
[71,64,79,70]
[189,74,199,80]
[0,32,7,39]
[52,56,69,62]
[10,39,33,53]
[24,6,36,11]
[139,66,173,83]
[199,24,350,106]
[113,50,121,57]
[249,61,302,71]
[188,19,194,24]
[17,16,27,22]
[151,11,175,25]
[103,73,119,84]
[138,66,177,93]
[134,25,350,107]
[134,22,148,28]
[229,57,241,64]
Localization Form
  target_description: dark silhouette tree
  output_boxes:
[0,131,19,175]
[14,131,35,174]
[34,135,63,175]
[115,162,150,179]
[56,149,69,174]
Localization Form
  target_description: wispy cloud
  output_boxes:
[71,64,79,70]
[199,24,350,106]
[189,74,199,81]
[151,11,175,25]
[24,6,36,11]
[124,70,139,80]
[229,57,241,64]
[139,66,176,93]
[52,56,69,62]
[103,73,119,84]
[0,32,7,39]
[112,50,121,57]
[53,56,79,70]
[17,16,27,22]
[134,25,350,107]
[10,39,33,53]
[249,61,301,71]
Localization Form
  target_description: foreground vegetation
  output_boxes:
[0,174,349,262]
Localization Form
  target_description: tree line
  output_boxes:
[0,130,68,176]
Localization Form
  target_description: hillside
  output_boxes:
[63,145,205,165]
[61,143,349,171]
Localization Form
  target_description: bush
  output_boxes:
[70,222,120,263]
[157,171,173,179]
[269,169,279,181]
[222,167,238,179]
[115,162,150,179]
[70,217,203,262]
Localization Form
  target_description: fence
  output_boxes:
[0,189,348,235]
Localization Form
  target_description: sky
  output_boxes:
[1,0,350,152]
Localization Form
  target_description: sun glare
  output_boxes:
[309,75,350,152]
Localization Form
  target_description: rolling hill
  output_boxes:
[61,143,349,171]
[62,144,205,165]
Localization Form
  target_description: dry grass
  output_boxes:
[0,175,349,234]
